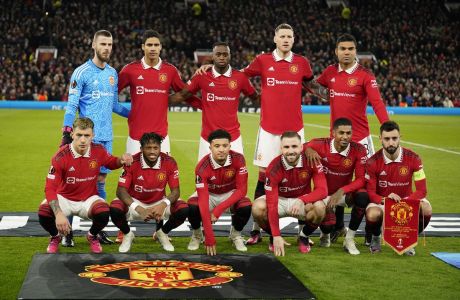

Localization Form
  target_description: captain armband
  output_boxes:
[413,169,426,181]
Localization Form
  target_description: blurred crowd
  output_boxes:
[1,0,459,107]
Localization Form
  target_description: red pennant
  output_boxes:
[383,198,420,255]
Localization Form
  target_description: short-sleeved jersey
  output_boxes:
[64,59,128,141]
[264,153,327,236]
[118,152,179,204]
[317,63,389,142]
[187,67,256,141]
[195,150,248,246]
[306,138,367,195]
[118,58,186,140]
[45,143,120,202]
[243,51,313,134]
[365,147,427,204]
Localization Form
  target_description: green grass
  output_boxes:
[0,110,460,299]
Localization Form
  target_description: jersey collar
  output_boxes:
[70,143,91,158]
[273,49,293,62]
[210,153,232,169]
[338,61,359,74]
[212,65,232,78]
[141,154,161,169]
[383,148,403,164]
[330,139,351,157]
[281,155,303,170]
[141,57,162,70]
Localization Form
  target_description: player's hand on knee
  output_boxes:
[55,211,71,235]
[290,202,303,218]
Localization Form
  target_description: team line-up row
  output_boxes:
[43,24,431,256]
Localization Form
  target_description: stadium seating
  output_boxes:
[0,0,458,106]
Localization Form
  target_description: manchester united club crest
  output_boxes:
[89,160,98,169]
[399,166,409,176]
[342,158,352,168]
[225,169,235,178]
[299,171,309,180]
[289,64,299,74]
[79,260,242,289]
[347,78,357,87]
[109,76,115,86]
[157,172,167,182]
[159,73,168,83]
[228,79,238,90]
[389,201,414,226]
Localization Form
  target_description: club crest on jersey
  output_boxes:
[71,80,77,88]
[389,201,414,226]
[342,158,352,168]
[79,260,242,289]
[299,171,309,180]
[347,78,357,87]
[399,166,409,176]
[225,169,235,178]
[157,172,167,182]
[228,80,238,90]
[109,76,115,86]
[159,73,168,83]
[289,64,299,74]
[89,160,98,169]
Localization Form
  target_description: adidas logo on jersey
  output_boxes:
[331,78,335,82]
[68,166,75,172]
[138,75,144,80]
[379,171,387,176]
[210,176,216,180]
[209,82,215,87]
[281,178,288,183]
[137,175,144,180]
[268,67,275,71]
[93,80,99,85]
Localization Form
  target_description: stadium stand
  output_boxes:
[0,0,458,107]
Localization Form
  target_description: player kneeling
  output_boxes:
[109,133,189,253]
[38,117,133,254]
[252,131,328,256]
[187,129,251,256]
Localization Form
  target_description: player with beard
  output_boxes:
[251,131,328,256]
[365,121,432,255]
[170,41,259,160]
[109,132,189,253]
[61,30,130,246]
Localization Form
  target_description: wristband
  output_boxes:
[62,126,72,133]
[130,202,139,210]
[162,199,171,206]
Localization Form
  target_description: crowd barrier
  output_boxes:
[0,101,459,116]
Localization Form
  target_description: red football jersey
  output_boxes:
[118,152,179,204]
[243,51,313,134]
[119,58,197,140]
[45,143,120,202]
[195,150,248,245]
[187,67,255,141]
[306,138,367,195]
[265,154,327,236]
[365,147,427,204]
[317,63,389,142]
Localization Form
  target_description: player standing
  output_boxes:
[61,30,130,245]
[118,29,201,155]
[170,41,259,160]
